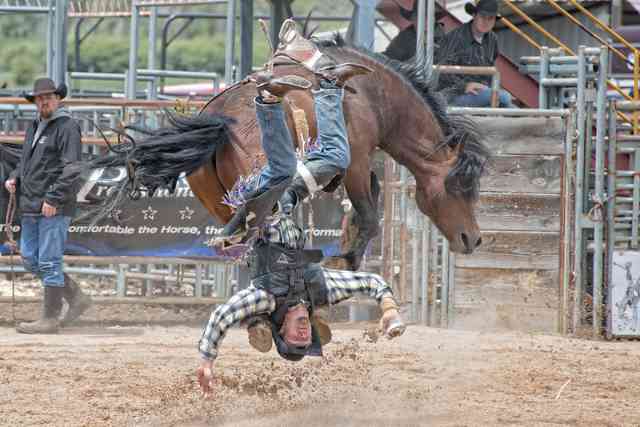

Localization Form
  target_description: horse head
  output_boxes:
[413,141,485,254]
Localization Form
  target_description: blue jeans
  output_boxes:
[254,99,298,190]
[306,87,350,170]
[20,215,71,287]
[450,87,514,108]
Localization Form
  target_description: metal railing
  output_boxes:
[502,0,639,130]
[67,70,221,100]
[436,65,501,108]
[0,255,236,299]
[0,97,234,302]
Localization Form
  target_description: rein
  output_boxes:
[4,191,17,325]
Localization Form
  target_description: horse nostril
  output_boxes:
[461,233,470,251]
[476,236,482,248]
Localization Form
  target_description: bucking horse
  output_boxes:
[91,34,489,271]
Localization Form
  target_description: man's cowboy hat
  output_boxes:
[465,0,501,18]
[23,78,67,103]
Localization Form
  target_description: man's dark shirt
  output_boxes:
[435,21,499,100]
[383,23,446,62]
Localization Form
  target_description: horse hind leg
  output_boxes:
[186,155,232,223]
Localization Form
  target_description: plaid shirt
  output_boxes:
[435,22,499,100]
[198,216,394,361]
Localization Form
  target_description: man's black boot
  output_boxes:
[216,178,292,247]
[316,63,373,88]
[61,273,92,326]
[16,286,63,334]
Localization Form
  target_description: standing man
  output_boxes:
[5,78,91,334]
[435,0,514,108]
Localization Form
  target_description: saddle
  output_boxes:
[271,19,328,71]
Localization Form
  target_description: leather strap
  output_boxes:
[296,161,321,195]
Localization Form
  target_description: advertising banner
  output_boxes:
[0,162,346,258]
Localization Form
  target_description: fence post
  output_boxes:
[429,223,439,326]
[440,238,450,327]
[592,46,608,337]
[411,209,420,322]
[573,45,588,333]
[421,217,431,325]
[195,264,203,298]
[116,264,127,297]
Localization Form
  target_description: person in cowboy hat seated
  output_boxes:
[4,78,92,334]
[214,19,372,246]
[381,0,447,62]
[435,0,514,108]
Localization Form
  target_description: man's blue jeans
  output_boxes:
[254,99,297,190]
[450,87,514,108]
[20,215,71,287]
[252,87,350,191]
[306,87,350,170]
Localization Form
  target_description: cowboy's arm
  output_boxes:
[198,287,276,361]
[44,121,82,208]
[322,269,401,334]
[323,269,397,306]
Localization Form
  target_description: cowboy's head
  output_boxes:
[465,0,500,35]
[270,300,328,362]
[24,78,67,120]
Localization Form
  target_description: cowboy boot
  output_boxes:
[252,71,312,101]
[246,315,273,353]
[316,63,373,88]
[16,286,63,334]
[216,177,292,247]
[60,273,92,326]
[279,160,344,214]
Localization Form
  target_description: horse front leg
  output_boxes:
[337,169,381,271]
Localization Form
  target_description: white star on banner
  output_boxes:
[111,209,123,221]
[142,206,158,221]
[179,206,195,221]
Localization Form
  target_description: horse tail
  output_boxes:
[83,110,234,223]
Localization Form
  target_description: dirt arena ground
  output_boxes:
[2,323,640,427]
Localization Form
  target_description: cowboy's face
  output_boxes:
[34,92,60,119]
[472,13,496,34]
[281,303,312,347]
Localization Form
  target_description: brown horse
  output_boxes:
[93,36,488,271]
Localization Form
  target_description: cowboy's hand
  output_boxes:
[379,308,400,332]
[196,359,215,398]
[465,82,487,95]
[379,308,406,339]
[4,178,16,194]
[41,201,57,217]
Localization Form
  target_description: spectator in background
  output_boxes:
[435,0,515,108]
[382,1,446,62]
[5,77,92,334]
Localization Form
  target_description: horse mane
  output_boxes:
[315,34,489,201]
